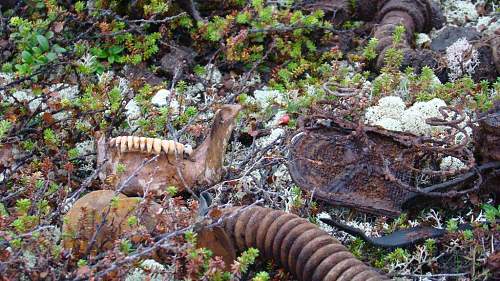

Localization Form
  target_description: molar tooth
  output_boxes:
[115,136,122,148]
[168,140,175,155]
[146,138,154,153]
[161,140,170,155]
[153,138,162,154]
[127,136,134,151]
[133,136,140,150]
[120,136,128,152]
[139,137,147,151]
[175,143,184,155]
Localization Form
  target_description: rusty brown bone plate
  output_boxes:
[288,127,419,217]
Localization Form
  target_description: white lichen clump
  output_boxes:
[200,63,222,85]
[365,97,469,171]
[253,87,286,108]
[440,156,466,171]
[364,96,453,137]
[445,37,479,81]
[443,0,478,25]
[75,139,96,171]
[374,117,403,131]
[364,96,406,123]
[125,259,167,281]
[401,98,448,136]
[476,16,500,35]
[256,128,285,148]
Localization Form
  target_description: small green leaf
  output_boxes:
[21,51,33,63]
[37,56,48,64]
[31,47,42,55]
[46,52,57,61]
[45,31,54,39]
[36,35,49,51]
[52,44,66,54]
[109,45,124,55]
[93,48,107,58]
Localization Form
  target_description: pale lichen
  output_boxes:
[443,0,478,25]
[445,37,479,81]
[440,156,466,172]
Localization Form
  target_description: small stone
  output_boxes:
[49,83,79,100]
[151,89,170,107]
[278,114,290,126]
[151,89,181,115]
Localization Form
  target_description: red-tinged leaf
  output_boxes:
[63,162,74,173]
[208,208,222,219]
[42,112,55,124]
[53,21,64,33]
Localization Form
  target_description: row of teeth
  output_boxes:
[109,136,193,157]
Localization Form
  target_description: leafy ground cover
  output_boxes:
[0,0,499,280]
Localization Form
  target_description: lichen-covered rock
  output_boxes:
[62,190,160,256]
[256,128,285,148]
[150,89,181,115]
[199,64,222,85]
[430,26,481,53]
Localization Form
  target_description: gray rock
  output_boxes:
[159,45,196,77]
[431,26,481,53]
